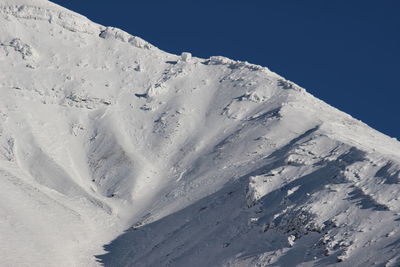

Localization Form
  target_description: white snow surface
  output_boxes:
[1,0,400,266]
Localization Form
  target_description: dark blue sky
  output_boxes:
[52,0,400,139]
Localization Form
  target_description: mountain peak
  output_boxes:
[1,1,400,266]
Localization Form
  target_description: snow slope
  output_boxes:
[0,0,400,266]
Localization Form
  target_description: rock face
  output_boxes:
[0,1,400,266]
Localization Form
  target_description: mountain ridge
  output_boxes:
[1,0,400,266]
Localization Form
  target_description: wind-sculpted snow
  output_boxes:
[1,0,400,266]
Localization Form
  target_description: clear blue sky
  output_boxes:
[52,0,400,139]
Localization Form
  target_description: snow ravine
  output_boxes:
[0,0,400,266]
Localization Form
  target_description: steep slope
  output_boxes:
[1,0,400,266]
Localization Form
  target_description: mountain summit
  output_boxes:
[1,1,400,266]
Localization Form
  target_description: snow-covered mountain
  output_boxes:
[1,0,400,266]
